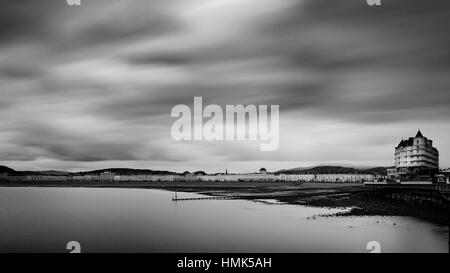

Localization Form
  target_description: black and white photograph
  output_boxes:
[0,0,449,259]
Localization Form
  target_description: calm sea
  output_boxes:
[0,187,447,253]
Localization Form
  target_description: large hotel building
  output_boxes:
[395,130,439,177]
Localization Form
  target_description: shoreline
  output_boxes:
[1,181,448,226]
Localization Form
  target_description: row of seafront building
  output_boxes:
[1,168,381,183]
[192,171,378,183]
[2,129,448,184]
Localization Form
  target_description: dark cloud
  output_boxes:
[9,122,176,162]
[0,0,62,43]
[125,53,192,66]
[0,65,41,79]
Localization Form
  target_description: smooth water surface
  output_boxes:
[0,187,447,253]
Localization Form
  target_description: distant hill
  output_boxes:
[2,168,73,176]
[362,167,390,175]
[1,165,389,177]
[276,165,388,175]
[1,166,189,176]
[276,166,310,173]
[13,171,44,176]
[77,168,180,176]
[39,170,72,176]
[0,166,16,174]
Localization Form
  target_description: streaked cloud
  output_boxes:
[1,0,450,172]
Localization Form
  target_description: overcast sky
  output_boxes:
[0,0,449,173]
